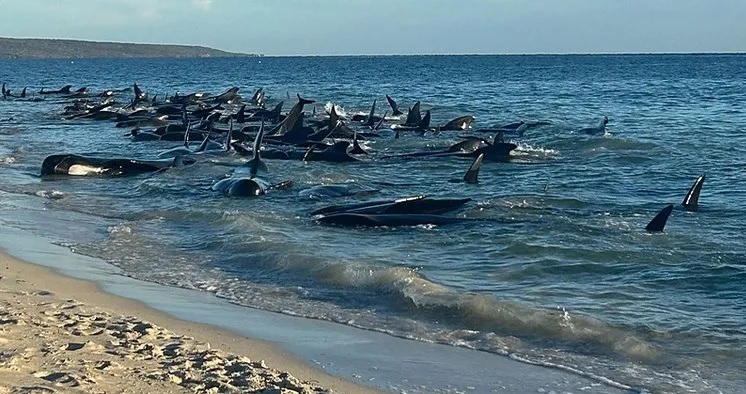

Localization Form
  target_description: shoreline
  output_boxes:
[0,205,633,394]
[0,248,381,394]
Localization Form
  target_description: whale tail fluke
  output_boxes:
[386,95,404,116]
[645,204,674,232]
[297,94,315,106]
[682,174,705,211]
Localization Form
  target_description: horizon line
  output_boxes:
[2,36,744,57]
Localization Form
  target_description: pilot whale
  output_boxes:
[212,121,291,197]
[40,154,194,177]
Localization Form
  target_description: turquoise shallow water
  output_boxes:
[1,54,745,393]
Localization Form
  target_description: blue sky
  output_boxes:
[0,0,744,55]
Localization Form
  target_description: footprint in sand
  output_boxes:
[32,371,81,387]
[62,341,104,353]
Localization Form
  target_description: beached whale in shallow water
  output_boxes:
[39,84,73,95]
[40,154,194,177]
[439,115,476,131]
[302,141,359,163]
[311,196,472,216]
[212,121,291,197]
[299,184,379,200]
[316,213,480,227]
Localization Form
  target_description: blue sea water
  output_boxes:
[1,54,745,393]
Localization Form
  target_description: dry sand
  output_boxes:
[0,251,382,394]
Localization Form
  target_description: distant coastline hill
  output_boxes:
[0,37,256,59]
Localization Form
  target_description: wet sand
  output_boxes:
[0,250,381,394]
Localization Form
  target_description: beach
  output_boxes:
[0,249,380,394]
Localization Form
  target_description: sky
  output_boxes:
[0,0,744,56]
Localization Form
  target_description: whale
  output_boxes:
[212,120,293,197]
[302,141,358,163]
[392,109,431,134]
[299,184,379,199]
[400,101,422,127]
[311,196,472,217]
[211,176,274,197]
[269,94,314,136]
[381,137,484,160]
[39,84,73,95]
[316,213,479,227]
[681,174,705,211]
[157,121,232,158]
[40,154,194,177]
[577,116,609,135]
[209,86,240,104]
[440,115,476,131]
[645,204,674,232]
[474,121,529,137]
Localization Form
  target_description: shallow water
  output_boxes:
[1,54,745,393]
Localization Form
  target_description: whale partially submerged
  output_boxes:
[40,154,194,177]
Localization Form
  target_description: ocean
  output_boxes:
[1,54,745,393]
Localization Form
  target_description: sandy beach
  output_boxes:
[0,250,381,394]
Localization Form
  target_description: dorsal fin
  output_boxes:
[307,122,340,143]
[350,130,367,155]
[645,204,674,232]
[246,120,268,177]
[20,87,26,98]
[404,101,421,126]
[386,94,403,116]
[302,144,318,162]
[270,101,284,123]
[365,99,377,127]
[225,118,233,152]
[373,111,387,131]
[493,132,505,144]
[463,153,484,184]
[60,85,72,94]
[682,174,705,211]
[133,83,144,100]
[251,87,263,104]
[419,109,431,130]
[194,129,212,153]
[183,121,193,148]
[236,104,246,124]
[329,105,339,128]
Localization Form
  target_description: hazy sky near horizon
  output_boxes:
[0,0,744,55]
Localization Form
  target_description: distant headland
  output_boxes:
[0,37,257,59]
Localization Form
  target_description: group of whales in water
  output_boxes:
[1,82,705,230]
